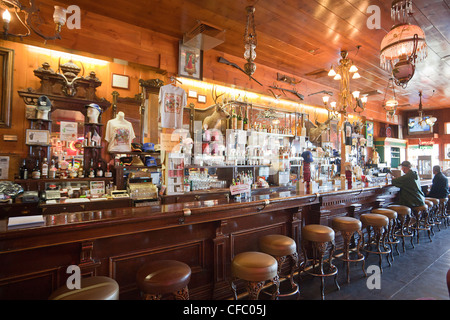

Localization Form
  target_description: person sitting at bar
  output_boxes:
[427,165,449,199]
[392,160,425,207]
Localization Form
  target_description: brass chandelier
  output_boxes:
[325,50,367,115]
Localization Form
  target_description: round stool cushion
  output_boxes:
[424,200,434,208]
[412,205,428,213]
[232,251,278,282]
[259,234,296,257]
[425,198,439,205]
[387,205,411,216]
[136,260,191,295]
[371,208,397,220]
[331,216,361,232]
[360,213,389,227]
[302,224,335,242]
[49,276,119,300]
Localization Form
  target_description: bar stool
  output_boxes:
[426,197,439,229]
[437,198,449,228]
[136,260,191,300]
[371,208,399,262]
[258,234,299,297]
[424,198,437,235]
[360,213,390,273]
[411,204,432,243]
[300,224,339,300]
[331,216,366,283]
[387,205,414,252]
[230,251,279,300]
[49,276,119,300]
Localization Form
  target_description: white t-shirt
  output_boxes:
[105,117,136,152]
[159,84,186,129]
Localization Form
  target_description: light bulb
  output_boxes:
[2,10,11,23]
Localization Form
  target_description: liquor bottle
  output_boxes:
[41,158,48,179]
[49,159,57,179]
[243,107,249,130]
[19,159,28,179]
[89,159,95,178]
[78,160,84,178]
[96,162,103,177]
[237,108,243,130]
[32,160,41,179]
[231,107,237,130]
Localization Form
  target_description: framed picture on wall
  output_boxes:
[25,129,50,145]
[178,41,203,80]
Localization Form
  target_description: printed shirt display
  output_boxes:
[159,84,186,128]
[105,119,136,152]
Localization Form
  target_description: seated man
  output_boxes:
[392,160,425,208]
[427,165,449,199]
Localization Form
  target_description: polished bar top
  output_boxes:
[0,182,398,231]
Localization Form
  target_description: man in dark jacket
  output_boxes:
[392,161,425,207]
[427,165,449,199]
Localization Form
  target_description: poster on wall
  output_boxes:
[366,121,374,148]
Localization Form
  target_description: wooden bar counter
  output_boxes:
[0,181,427,300]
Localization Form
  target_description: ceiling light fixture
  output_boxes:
[1,0,68,41]
[326,50,366,114]
[408,91,436,128]
[382,78,399,119]
[243,6,257,78]
[380,0,427,88]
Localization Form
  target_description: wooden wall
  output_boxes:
[0,1,400,177]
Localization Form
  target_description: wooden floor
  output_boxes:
[292,223,450,300]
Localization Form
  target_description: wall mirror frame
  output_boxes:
[0,47,14,128]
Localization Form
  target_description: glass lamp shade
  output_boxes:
[380,23,427,71]
[322,95,330,104]
[53,6,67,26]
[328,68,336,77]
[244,43,256,60]
[385,99,398,108]
[333,73,341,80]
[349,65,358,73]
[2,10,11,23]
[392,58,415,87]
[426,116,437,126]
[352,72,361,79]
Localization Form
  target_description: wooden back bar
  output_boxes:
[0,182,429,300]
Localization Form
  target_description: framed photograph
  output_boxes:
[197,94,206,104]
[112,74,130,89]
[178,41,203,80]
[25,129,50,145]
[188,90,198,98]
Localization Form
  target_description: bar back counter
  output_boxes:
[0,182,428,300]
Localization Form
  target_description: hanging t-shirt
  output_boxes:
[159,84,186,129]
[105,118,136,152]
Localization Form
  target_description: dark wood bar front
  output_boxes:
[0,182,427,300]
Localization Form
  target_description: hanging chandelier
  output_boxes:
[1,0,68,41]
[325,50,366,115]
[408,91,436,128]
[243,6,257,78]
[380,0,427,88]
[382,77,399,118]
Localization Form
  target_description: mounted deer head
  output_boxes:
[202,86,231,130]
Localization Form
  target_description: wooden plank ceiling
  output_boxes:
[53,0,449,113]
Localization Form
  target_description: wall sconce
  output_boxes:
[1,0,68,41]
